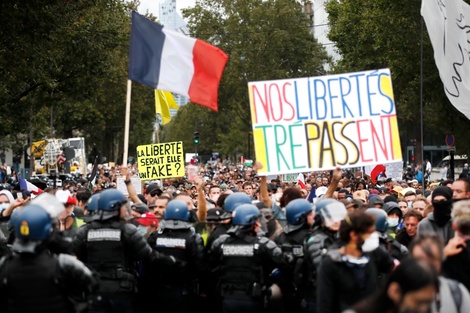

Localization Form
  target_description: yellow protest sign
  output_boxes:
[136,141,184,180]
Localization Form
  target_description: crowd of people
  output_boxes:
[0,159,470,313]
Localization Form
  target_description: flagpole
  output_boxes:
[156,120,160,144]
[123,79,132,166]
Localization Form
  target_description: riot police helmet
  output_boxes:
[12,204,53,253]
[95,189,127,221]
[286,198,314,225]
[84,193,100,222]
[365,208,389,233]
[164,199,191,221]
[221,192,252,219]
[315,198,348,229]
[232,204,261,226]
[224,192,252,212]
[86,193,100,212]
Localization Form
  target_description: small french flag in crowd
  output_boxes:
[18,175,43,195]
[297,173,306,189]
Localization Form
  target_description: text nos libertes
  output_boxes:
[250,70,400,172]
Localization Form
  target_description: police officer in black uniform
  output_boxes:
[304,198,348,312]
[204,192,253,250]
[274,198,316,313]
[142,199,204,313]
[200,192,253,312]
[0,203,98,313]
[207,203,283,313]
[72,188,176,313]
[306,199,348,269]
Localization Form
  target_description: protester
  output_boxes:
[316,210,395,313]
[396,209,423,248]
[344,258,438,313]
[409,232,470,312]
[417,186,454,244]
[442,199,470,291]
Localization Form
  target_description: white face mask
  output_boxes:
[136,225,147,236]
[0,203,9,211]
[362,231,380,252]
[388,217,399,228]
[407,201,413,209]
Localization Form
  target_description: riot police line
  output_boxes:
[0,186,410,313]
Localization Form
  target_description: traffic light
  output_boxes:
[193,131,199,144]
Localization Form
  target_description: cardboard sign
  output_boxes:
[186,165,198,181]
[248,69,402,175]
[364,161,404,182]
[117,177,142,195]
[136,141,184,180]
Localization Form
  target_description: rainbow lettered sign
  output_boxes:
[248,68,402,175]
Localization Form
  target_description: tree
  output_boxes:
[162,0,330,159]
[326,0,470,163]
[0,0,158,164]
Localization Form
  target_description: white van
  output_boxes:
[432,154,468,179]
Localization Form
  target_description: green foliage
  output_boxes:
[0,0,158,163]
[326,0,470,159]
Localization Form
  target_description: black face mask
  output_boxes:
[432,200,452,227]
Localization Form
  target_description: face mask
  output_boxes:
[432,200,452,226]
[0,203,9,211]
[361,231,380,252]
[136,225,147,236]
[407,202,413,209]
[388,217,399,228]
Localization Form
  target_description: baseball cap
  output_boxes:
[145,184,162,196]
[316,186,328,198]
[136,213,159,227]
[353,190,367,202]
[132,202,150,214]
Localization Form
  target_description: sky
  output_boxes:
[137,0,196,18]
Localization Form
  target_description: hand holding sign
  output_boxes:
[253,161,264,172]
[332,166,342,182]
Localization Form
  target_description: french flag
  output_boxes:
[297,173,306,189]
[18,175,43,195]
[129,11,228,112]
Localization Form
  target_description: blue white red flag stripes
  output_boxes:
[18,174,43,195]
[297,173,306,189]
[128,11,228,112]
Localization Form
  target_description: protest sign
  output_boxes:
[187,165,198,181]
[117,177,142,195]
[364,161,403,183]
[136,141,184,180]
[248,69,402,175]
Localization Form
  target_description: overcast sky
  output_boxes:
[137,0,196,18]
